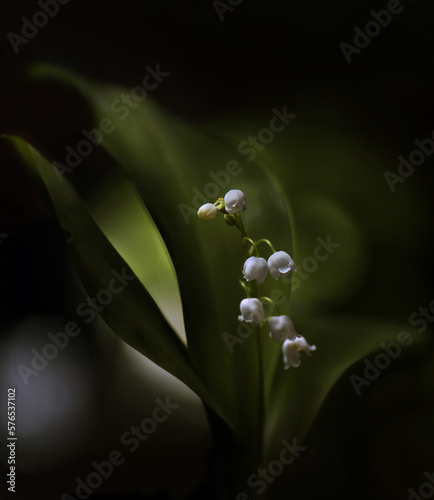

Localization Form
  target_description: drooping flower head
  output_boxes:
[282,336,316,370]
[197,203,218,221]
[268,251,296,280]
[292,336,316,356]
[195,185,315,371]
[282,340,302,369]
[268,315,298,342]
[224,189,246,214]
[243,256,268,284]
[239,298,264,324]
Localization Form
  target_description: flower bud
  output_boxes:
[224,189,246,214]
[268,315,297,342]
[239,298,264,324]
[197,203,218,221]
[243,256,268,284]
[268,251,296,280]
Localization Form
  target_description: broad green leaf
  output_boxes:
[81,171,185,342]
[264,312,428,461]
[30,64,296,454]
[5,135,226,423]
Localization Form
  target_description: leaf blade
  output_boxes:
[5,134,227,423]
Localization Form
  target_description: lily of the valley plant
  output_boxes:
[198,189,316,369]
[7,64,407,499]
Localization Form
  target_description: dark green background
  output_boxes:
[0,1,433,499]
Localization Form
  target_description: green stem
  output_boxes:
[236,215,264,464]
[243,237,260,257]
[250,280,264,463]
[239,279,251,297]
[256,238,276,254]
[259,296,281,316]
[235,213,248,238]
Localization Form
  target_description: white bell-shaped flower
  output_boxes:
[243,256,268,284]
[268,315,298,342]
[282,336,316,370]
[282,340,301,369]
[224,189,246,214]
[292,336,316,356]
[268,251,296,280]
[197,203,218,221]
[239,298,264,324]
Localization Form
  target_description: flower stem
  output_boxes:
[235,215,264,463]
[256,238,276,254]
[213,197,224,206]
[259,296,281,316]
[243,237,260,257]
[235,213,248,238]
[250,280,265,463]
[238,279,251,297]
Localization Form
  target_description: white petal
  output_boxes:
[243,256,268,283]
[282,340,301,369]
[239,298,264,324]
[268,262,281,280]
[268,315,297,341]
[269,329,284,342]
[293,336,316,356]
[224,189,246,214]
[268,251,296,279]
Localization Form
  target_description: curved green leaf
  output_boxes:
[264,312,428,461]
[5,134,226,423]
[29,64,296,454]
